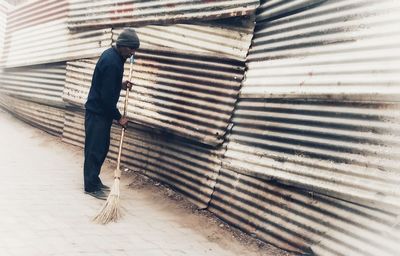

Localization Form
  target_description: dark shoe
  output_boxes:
[99,183,110,191]
[85,190,108,200]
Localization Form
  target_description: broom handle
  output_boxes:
[115,55,134,179]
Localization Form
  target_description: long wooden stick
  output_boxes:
[115,55,134,179]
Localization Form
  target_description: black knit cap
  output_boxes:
[116,28,140,49]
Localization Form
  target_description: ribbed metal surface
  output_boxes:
[1,0,112,68]
[62,110,223,208]
[208,0,400,254]
[68,0,259,30]
[226,98,400,211]
[0,63,66,107]
[127,47,246,146]
[209,168,400,255]
[65,18,253,146]
[256,0,326,22]
[245,0,400,97]
[233,0,400,211]
[65,51,245,146]
[112,19,255,61]
[0,0,10,62]
[0,94,65,135]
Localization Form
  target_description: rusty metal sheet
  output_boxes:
[214,0,400,253]
[112,19,255,61]
[64,19,254,146]
[1,0,111,68]
[225,98,400,211]
[235,0,400,210]
[0,63,67,107]
[68,0,259,30]
[208,167,400,255]
[245,1,400,98]
[0,94,65,135]
[64,49,245,146]
[62,110,223,208]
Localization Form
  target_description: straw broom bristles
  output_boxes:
[92,177,122,224]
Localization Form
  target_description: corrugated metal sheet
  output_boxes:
[0,94,65,135]
[256,0,326,22]
[1,0,111,68]
[208,168,400,255]
[225,99,400,211]
[245,0,400,97]
[68,0,259,30]
[0,63,66,107]
[126,47,246,146]
[112,18,255,61]
[64,52,244,146]
[62,110,223,208]
[0,0,10,62]
[208,0,400,254]
[231,0,400,211]
[64,20,253,146]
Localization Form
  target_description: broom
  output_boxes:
[93,55,135,224]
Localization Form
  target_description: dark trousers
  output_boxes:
[84,111,113,192]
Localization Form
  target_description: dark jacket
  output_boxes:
[85,47,125,121]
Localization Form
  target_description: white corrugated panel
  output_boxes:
[1,0,111,68]
[62,110,223,208]
[209,168,400,255]
[68,0,259,30]
[0,63,66,107]
[0,0,10,62]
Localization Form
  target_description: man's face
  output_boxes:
[120,46,136,60]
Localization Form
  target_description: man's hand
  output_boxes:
[122,80,133,91]
[118,117,129,128]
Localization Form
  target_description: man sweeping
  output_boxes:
[83,28,140,200]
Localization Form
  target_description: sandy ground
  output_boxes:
[0,108,296,256]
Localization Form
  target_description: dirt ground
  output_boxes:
[123,169,297,256]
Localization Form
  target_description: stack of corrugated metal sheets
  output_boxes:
[0,0,112,68]
[68,0,259,29]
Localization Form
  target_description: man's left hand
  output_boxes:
[122,80,133,91]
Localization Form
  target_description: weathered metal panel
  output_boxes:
[0,94,65,135]
[0,0,10,62]
[62,110,223,208]
[64,19,253,146]
[208,0,400,254]
[1,0,111,68]
[126,47,246,146]
[225,98,400,211]
[112,19,255,61]
[68,0,259,30]
[256,0,326,22]
[0,63,67,107]
[64,52,244,146]
[231,0,400,211]
[246,0,400,97]
[209,168,400,255]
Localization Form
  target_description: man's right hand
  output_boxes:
[118,117,129,128]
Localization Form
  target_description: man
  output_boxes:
[83,28,140,200]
